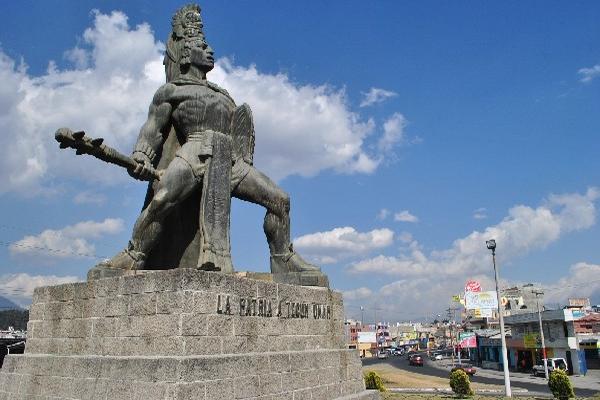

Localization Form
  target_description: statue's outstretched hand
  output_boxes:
[129,153,154,181]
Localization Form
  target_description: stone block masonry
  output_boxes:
[0,269,379,399]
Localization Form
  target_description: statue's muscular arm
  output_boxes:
[130,84,175,180]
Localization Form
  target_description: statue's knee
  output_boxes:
[151,188,176,214]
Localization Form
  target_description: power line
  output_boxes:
[0,240,107,259]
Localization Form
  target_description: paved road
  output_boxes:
[362,354,599,397]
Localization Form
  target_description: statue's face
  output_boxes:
[190,39,214,72]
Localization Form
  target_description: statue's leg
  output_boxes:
[232,164,328,287]
[100,157,201,271]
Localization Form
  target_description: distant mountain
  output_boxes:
[0,296,22,311]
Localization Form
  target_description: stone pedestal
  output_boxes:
[0,269,379,399]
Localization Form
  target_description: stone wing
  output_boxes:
[231,103,256,165]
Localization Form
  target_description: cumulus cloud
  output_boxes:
[394,210,419,223]
[342,287,373,301]
[350,188,599,278]
[294,226,394,264]
[0,11,166,195]
[73,190,107,206]
[578,64,600,83]
[473,207,487,220]
[210,59,379,180]
[0,10,405,196]
[0,273,80,307]
[342,188,600,319]
[378,113,407,153]
[377,208,390,220]
[360,87,397,107]
[551,262,600,303]
[9,218,124,261]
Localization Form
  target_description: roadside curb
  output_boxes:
[388,387,550,397]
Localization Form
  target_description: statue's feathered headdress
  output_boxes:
[166,4,204,65]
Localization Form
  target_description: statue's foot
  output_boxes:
[271,251,329,287]
[87,247,146,280]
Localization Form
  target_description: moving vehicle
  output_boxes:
[409,355,424,366]
[451,365,477,375]
[377,351,388,359]
[433,354,443,361]
[532,358,568,377]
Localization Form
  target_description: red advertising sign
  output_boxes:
[465,280,481,293]
[458,334,477,348]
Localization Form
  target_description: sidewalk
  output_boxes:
[434,358,600,392]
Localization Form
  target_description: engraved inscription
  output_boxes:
[216,294,330,319]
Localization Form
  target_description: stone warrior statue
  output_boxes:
[73,4,327,286]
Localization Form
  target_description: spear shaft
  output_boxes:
[54,128,160,181]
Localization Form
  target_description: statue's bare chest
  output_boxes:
[170,85,235,135]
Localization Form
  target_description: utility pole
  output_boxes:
[486,239,512,398]
[533,289,549,379]
[447,307,460,365]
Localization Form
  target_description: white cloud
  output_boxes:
[0,11,166,195]
[0,11,408,195]
[473,207,487,220]
[377,208,390,220]
[360,87,397,107]
[73,190,107,206]
[294,226,394,264]
[378,113,406,153]
[210,59,380,180]
[398,231,413,244]
[9,218,124,261]
[550,262,600,304]
[350,187,599,278]
[343,189,600,321]
[0,273,80,307]
[342,287,373,301]
[578,64,600,83]
[394,210,419,223]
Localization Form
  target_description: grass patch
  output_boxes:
[363,364,502,391]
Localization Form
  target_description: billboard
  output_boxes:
[569,298,591,308]
[458,332,477,348]
[523,333,540,348]
[357,332,376,343]
[473,308,493,318]
[465,291,498,310]
[465,280,481,293]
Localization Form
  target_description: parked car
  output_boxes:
[409,355,424,366]
[377,351,388,359]
[393,349,405,356]
[532,358,568,377]
[433,354,443,361]
[451,365,476,375]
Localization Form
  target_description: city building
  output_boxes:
[504,308,581,374]
[574,312,600,369]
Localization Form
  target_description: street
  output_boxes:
[362,352,600,397]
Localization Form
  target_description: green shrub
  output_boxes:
[548,369,575,399]
[449,369,473,398]
[364,370,386,392]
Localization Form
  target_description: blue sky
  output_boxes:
[0,1,599,321]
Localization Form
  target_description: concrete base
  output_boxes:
[0,269,378,400]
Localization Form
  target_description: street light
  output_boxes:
[532,290,549,379]
[360,306,364,329]
[486,239,512,398]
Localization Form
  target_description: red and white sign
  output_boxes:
[458,334,477,348]
[465,280,481,293]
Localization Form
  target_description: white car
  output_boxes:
[434,354,443,361]
[377,351,389,359]
[532,358,568,377]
